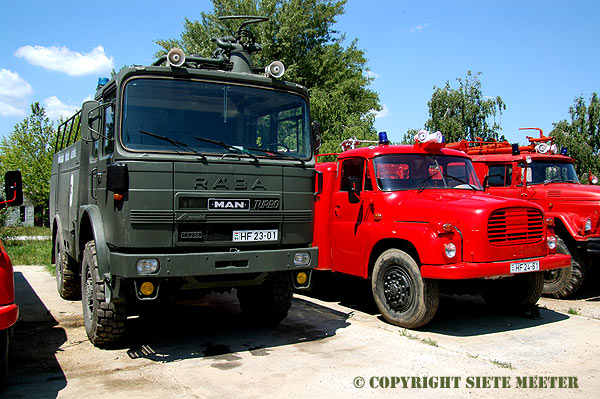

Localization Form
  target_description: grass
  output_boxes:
[399,329,439,347]
[568,308,580,315]
[1,226,52,267]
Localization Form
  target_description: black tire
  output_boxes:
[543,237,585,299]
[81,241,126,347]
[55,238,81,300]
[0,329,8,388]
[237,272,293,325]
[482,271,544,311]
[371,249,439,328]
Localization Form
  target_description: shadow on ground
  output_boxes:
[123,291,351,364]
[3,271,67,399]
[305,270,570,337]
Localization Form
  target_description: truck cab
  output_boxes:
[449,128,600,298]
[313,133,570,328]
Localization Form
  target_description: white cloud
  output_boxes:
[0,69,33,116]
[410,23,429,33]
[43,96,79,120]
[14,45,114,77]
[372,103,390,119]
[366,70,381,80]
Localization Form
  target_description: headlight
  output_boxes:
[444,243,457,259]
[585,218,593,232]
[547,235,557,250]
[136,258,160,274]
[293,252,311,266]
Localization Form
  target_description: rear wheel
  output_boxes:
[55,238,80,300]
[237,272,293,325]
[482,271,544,311]
[81,241,126,347]
[371,249,439,328]
[543,237,585,298]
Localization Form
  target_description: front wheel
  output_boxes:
[543,237,585,298]
[81,241,126,347]
[371,249,439,328]
[237,272,293,325]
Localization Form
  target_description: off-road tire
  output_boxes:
[237,272,293,325]
[482,271,544,311]
[81,241,126,347]
[0,329,8,387]
[372,249,439,328]
[55,238,81,300]
[543,237,585,299]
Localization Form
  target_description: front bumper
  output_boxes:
[108,247,318,278]
[420,253,571,280]
[0,303,18,330]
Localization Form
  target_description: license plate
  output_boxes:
[510,260,540,273]
[233,229,278,242]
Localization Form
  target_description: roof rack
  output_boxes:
[445,128,560,155]
[54,110,82,153]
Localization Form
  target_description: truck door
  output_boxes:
[330,157,373,277]
[486,163,520,199]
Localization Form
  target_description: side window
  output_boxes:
[340,158,365,191]
[103,91,116,155]
[488,164,512,187]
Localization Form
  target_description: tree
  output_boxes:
[0,103,56,210]
[550,93,600,181]
[403,71,506,143]
[155,0,381,155]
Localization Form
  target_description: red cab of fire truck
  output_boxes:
[448,128,600,298]
[0,171,23,386]
[313,132,570,328]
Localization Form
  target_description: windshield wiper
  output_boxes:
[443,174,478,191]
[194,137,259,163]
[139,130,207,162]
[245,146,306,166]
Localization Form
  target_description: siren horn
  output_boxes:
[265,61,285,78]
[167,48,186,67]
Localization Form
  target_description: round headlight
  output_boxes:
[444,243,457,259]
[585,218,593,232]
[547,235,557,250]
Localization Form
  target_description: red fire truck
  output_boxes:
[0,171,23,386]
[313,133,570,328]
[447,128,600,298]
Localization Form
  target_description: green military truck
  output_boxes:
[50,17,319,347]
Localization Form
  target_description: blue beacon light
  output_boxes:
[379,131,389,145]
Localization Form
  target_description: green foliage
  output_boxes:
[155,0,381,154]
[0,103,56,207]
[550,93,600,181]
[405,71,506,143]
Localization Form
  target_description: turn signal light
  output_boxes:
[113,193,124,201]
[139,281,155,296]
[296,272,308,285]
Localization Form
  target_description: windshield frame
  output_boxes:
[117,75,312,160]
[372,153,484,192]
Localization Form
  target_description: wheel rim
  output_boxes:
[544,268,562,284]
[383,266,413,312]
[84,265,94,322]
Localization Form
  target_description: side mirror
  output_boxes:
[482,175,489,189]
[311,120,322,156]
[81,100,101,142]
[0,170,23,209]
[347,176,361,204]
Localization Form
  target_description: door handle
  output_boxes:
[334,205,341,217]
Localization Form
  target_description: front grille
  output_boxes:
[488,208,544,245]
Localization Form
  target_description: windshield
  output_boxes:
[121,78,311,159]
[373,154,483,191]
[523,161,580,185]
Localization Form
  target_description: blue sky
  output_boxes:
[1,0,598,145]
